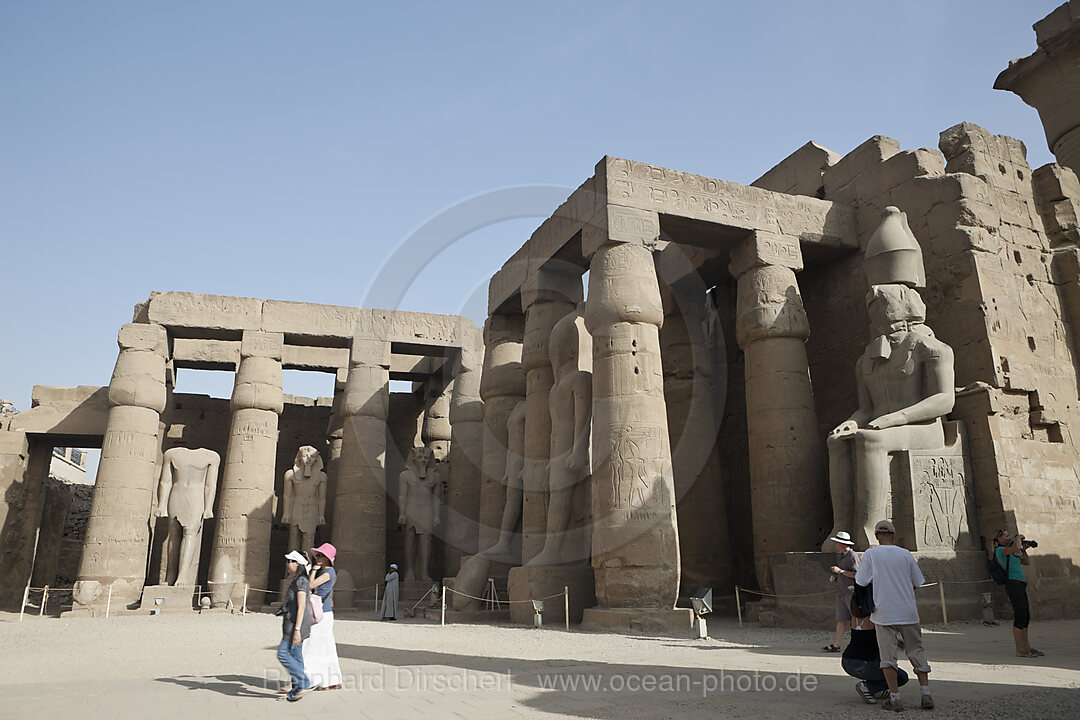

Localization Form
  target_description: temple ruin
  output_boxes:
[2,3,1079,630]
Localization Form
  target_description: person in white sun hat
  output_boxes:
[823,530,859,653]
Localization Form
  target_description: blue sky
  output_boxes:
[0,0,1062,414]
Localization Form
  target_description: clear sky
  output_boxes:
[0,0,1063,414]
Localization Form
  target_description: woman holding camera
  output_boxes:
[994,528,1043,658]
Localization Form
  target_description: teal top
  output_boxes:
[995,546,1027,582]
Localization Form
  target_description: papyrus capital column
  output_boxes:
[583,205,681,609]
[332,335,390,598]
[520,267,582,563]
[730,231,826,589]
[209,331,284,602]
[76,323,169,607]
[445,325,485,574]
[477,312,525,555]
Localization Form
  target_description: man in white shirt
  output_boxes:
[854,519,933,712]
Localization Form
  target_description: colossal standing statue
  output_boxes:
[281,445,327,553]
[155,447,221,587]
[528,306,592,566]
[398,445,440,582]
[824,207,956,550]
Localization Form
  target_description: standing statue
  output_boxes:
[281,446,327,553]
[824,207,956,550]
[398,445,440,582]
[528,307,592,566]
[155,447,221,586]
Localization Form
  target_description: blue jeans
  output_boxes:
[842,658,909,695]
[278,637,311,693]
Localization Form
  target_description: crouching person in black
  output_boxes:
[842,597,909,704]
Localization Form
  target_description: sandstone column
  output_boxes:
[331,336,390,600]
[520,268,582,563]
[209,331,284,602]
[583,206,680,608]
[323,367,348,536]
[444,326,485,574]
[422,373,453,462]
[75,323,169,608]
[477,313,525,556]
[730,231,826,589]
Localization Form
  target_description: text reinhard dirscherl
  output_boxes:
[264,668,818,697]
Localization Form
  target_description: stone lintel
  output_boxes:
[350,336,391,368]
[389,355,447,381]
[281,345,349,372]
[240,331,284,360]
[581,203,661,258]
[729,230,804,277]
[146,292,264,332]
[599,155,856,249]
[520,265,584,308]
[172,338,241,370]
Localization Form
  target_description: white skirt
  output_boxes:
[303,610,343,688]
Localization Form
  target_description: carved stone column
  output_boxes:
[477,313,525,556]
[331,335,390,598]
[520,269,581,563]
[75,323,169,608]
[583,206,680,609]
[209,331,284,602]
[445,326,485,574]
[323,367,347,538]
[730,230,826,589]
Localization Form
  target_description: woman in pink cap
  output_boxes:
[303,543,342,690]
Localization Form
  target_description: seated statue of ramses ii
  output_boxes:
[824,207,956,551]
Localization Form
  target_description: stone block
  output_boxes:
[118,323,168,355]
[282,344,349,371]
[1033,163,1080,202]
[858,148,945,203]
[138,585,197,614]
[752,140,840,197]
[240,331,284,360]
[172,338,241,370]
[507,565,595,625]
[146,292,263,332]
[729,230,803,275]
[823,136,902,196]
[262,300,357,338]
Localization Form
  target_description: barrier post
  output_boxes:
[105,585,113,619]
[735,585,743,628]
[40,586,49,617]
[375,583,380,613]
[242,584,249,615]
[939,582,948,627]
[19,584,29,622]
[564,586,570,631]
[441,586,446,626]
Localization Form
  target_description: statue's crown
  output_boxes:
[864,206,926,288]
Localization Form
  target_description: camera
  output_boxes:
[1022,539,1038,549]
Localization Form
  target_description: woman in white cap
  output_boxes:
[304,543,343,690]
[823,531,859,652]
[277,550,314,701]
[381,562,399,620]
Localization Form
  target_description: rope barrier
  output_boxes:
[445,587,566,604]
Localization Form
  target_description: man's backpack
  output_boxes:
[987,550,1010,585]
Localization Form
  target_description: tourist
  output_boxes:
[381,562,399,620]
[304,543,343,689]
[993,528,1044,658]
[842,596,909,703]
[277,550,314,702]
[823,530,859,653]
[854,520,933,711]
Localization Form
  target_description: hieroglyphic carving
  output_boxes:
[905,450,976,550]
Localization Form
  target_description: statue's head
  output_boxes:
[548,305,589,370]
[408,445,435,477]
[866,284,926,334]
[294,445,324,478]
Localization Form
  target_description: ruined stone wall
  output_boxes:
[759,123,1080,617]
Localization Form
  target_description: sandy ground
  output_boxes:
[1,609,1078,719]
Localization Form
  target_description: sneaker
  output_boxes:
[881,697,905,712]
[856,681,876,704]
[921,694,934,709]
[875,690,891,700]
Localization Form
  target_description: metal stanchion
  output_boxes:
[242,584,249,615]
[105,585,113,619]
[40,586,49,617]
[441,586,446,626]
[564,586,569,631]
[375,583,380,613]
[735,586,743,628]
[19,584,29,622]
[939,583,948,627]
